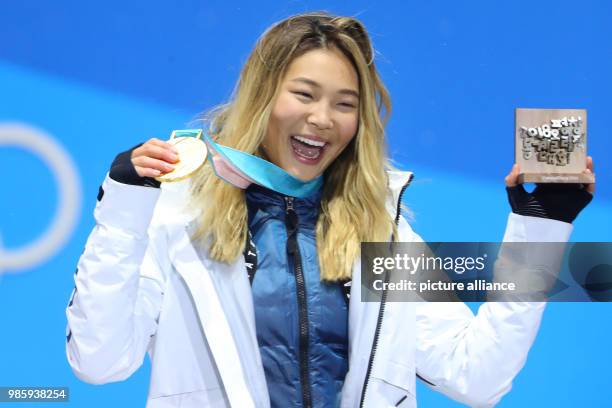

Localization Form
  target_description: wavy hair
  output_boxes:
[188,11,395,281]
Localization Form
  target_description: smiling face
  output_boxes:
[261,47,360,181]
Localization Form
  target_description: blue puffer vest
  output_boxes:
[245,184,349,407]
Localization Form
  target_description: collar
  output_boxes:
[245,183,322,228]
[154,169,415,226]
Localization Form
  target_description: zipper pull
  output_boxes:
[284,196,298,254]
[284,196,294,213]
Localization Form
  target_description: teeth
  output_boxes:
[292,135,326,147]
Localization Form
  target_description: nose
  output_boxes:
[306,102,333,130]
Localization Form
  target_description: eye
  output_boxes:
[337,100,358,110]
[292,91,313,99]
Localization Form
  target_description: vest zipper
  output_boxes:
[285,196,312,408]
[359,174,414,408]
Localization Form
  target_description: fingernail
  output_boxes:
[152,170,161,176]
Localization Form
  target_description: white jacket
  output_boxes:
[66,170,572,407]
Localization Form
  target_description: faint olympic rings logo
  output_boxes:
[0,123,82,273]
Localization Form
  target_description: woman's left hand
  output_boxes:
[504,156,595,224]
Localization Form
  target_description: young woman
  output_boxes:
[66,12,594,408]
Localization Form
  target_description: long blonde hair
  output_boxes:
[188,11,395,281]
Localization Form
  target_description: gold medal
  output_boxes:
[155,129,208,183]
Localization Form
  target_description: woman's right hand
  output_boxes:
[131,138,180,178]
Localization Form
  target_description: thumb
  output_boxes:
[584,156,595,194]
[505,164,521,187]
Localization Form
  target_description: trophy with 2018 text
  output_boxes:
[515,108,595,184]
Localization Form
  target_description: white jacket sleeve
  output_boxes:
[66,174,165,384]
[413,213,573,407]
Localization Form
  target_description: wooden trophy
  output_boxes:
[515,108,595,183]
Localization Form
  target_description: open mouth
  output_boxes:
[290,135,327,161]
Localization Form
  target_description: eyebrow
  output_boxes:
[290,77,359,99]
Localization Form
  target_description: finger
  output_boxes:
[586,156,593,172]
[134,165,162,178]
[132,139,178,159]
[131,138,166,156]
[134,144,179,163]
[146,137,179,154]
[132,156,176,174]
[504,163,520,187]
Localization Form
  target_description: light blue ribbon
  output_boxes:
[176,129,323,198]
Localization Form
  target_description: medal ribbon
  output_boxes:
[175,129,323,198]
